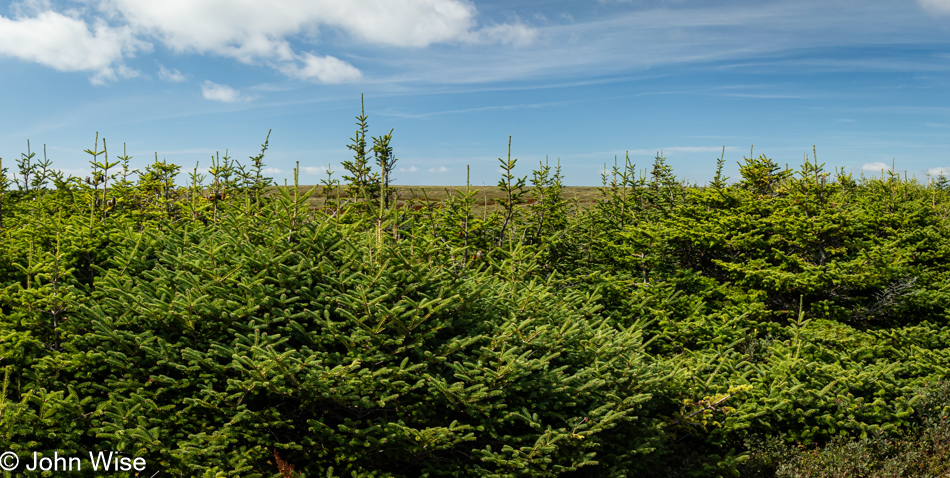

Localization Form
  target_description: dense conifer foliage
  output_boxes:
[1,118,950,476]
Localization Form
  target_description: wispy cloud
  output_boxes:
[201,81,248,102]
[157,64,186,82]
[369,0,940,86]
[279,53,361,84]
[467,22,538,46]
[918,0,950,15]
[721,93,809,99]
[862,161,892,172]
[928,167,950,175]
[428,166,449,173]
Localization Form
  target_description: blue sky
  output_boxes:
[2,0,950,186]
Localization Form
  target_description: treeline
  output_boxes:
[1,108,950,477]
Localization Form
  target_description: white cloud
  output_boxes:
[862,162,892,172]
[326,0,478,47]
[103,0,480,53]
[201,81,247,102]
[261,167,284,174]
[280,53,362,83]
[0,9,144,82]
[928,167,950,176]
[919,0,950,14]
[95,0,531,82]
[157,64,186,82]
[399,165,420,173]
[429,166,449,173]
[300,166,330,175]
[1,0,534,83]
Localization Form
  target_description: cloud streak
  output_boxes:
[365,0,945,87]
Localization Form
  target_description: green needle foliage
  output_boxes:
[1,102,950,477]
